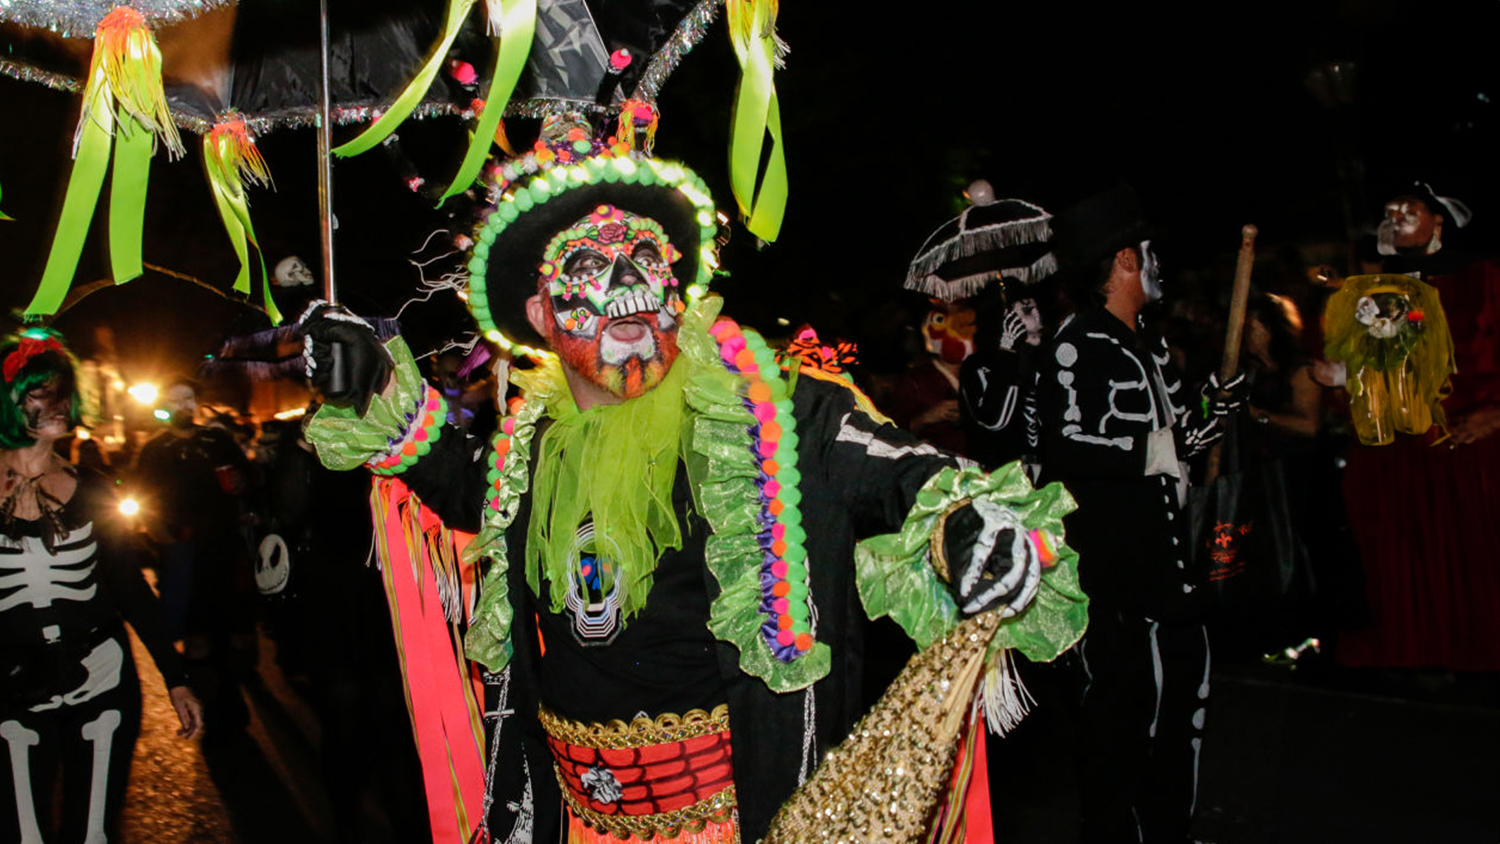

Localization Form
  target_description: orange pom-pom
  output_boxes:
[734,349,756,370]
[768,499,785,516]
[771,581,791,598]
[760,419,782,441]
[795,633,814,651]
[771,539,787,557]
[748,382,772,403]
[762,459,779,476]
[402,441,419,457]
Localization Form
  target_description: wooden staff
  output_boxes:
[1204,224,1258,483]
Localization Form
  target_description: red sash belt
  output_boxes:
[540,705,737,841]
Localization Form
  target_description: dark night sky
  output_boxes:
[1,0,1496,386]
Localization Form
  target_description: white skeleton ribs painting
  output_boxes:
[1,469,195,843]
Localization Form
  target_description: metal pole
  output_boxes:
[316,0,337,303]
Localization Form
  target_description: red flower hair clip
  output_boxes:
[3,337,66,383]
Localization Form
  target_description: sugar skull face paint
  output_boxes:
[1010,297,1044,347]
[538,206,686,398]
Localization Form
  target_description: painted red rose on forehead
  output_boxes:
[598,222,627,244]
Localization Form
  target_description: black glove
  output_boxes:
[940,500,1042,617]
[299,300,393,416]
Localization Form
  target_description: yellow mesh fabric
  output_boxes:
[1323,274,1456,445]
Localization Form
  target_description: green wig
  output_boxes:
[0,329,84,449]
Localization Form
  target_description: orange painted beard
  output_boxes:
[543,298,681,399]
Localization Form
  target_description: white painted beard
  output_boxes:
[599,329,660,365]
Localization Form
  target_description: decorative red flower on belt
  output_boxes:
[3,337,65,383]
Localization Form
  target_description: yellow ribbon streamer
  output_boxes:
[437,0,537,205]
[204,119,281,324]
[725,0,788,242]
[332,0,478,159]
[26,7,180,318]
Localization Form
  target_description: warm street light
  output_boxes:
[118,498,140,517]
[128,383,158,405]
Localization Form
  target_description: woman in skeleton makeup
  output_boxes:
[0,330,201,844]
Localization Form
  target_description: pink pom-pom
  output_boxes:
[753,402,776,422]
[723,336,747,355]
[448,60,478,86]
[502,417,516,435]
[609,48,633,71]
[414,428,429,443]
[776,629,796,646]
[771,560,788,578]
[763,479,781,498]
[758,439,778,459]
[771,523,786,540]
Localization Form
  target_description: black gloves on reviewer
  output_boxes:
[299,300,393,416]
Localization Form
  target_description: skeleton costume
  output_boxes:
[296,10,1090,841]
[904,188,1057,471]
[1038,187,1228,844]
[0,333,187,844]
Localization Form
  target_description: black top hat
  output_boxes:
[1381,181,1473,230]
[1051,184,1156,278]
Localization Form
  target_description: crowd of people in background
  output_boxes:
[3,176,1494,844]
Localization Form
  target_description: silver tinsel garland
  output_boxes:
[0,0,234,37]
[634,0,721,105]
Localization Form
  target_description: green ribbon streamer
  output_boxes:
[203,140,280,323]
[26,88,115,318]
[437,0,537,206]
[728,15,788,242]
[332,0,477,159]
[108,116,152,285]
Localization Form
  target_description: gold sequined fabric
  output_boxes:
[761,612,1001,844]
[559,784,738,842]
[539,704,731,749]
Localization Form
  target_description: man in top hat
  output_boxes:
[1334,181,1500,672]
[1037,185,1241,844]
[296,113,1088,844]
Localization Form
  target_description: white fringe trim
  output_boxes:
[907,203,1053,281]
[981,648,1035,736]
[904,251,1058,301]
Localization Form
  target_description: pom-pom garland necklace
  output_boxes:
[709,317,815,660]
[478,318,816,664]
[368,385,448,476]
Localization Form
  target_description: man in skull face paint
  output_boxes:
[297,114,1089,844]
[1040,186,1243,844]
[527,205,686,402]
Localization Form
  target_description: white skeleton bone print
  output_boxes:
[1051,329,1187,454]
[0,523,99,612]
